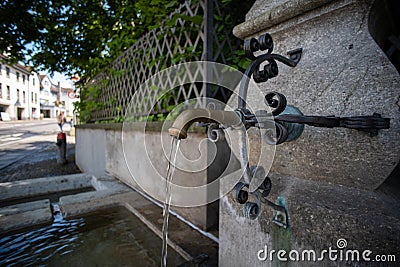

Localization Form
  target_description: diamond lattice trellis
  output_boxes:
[84,0,246,123]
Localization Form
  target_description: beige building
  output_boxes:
[0,55,40,120]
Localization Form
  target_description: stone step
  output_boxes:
[0,199,51,216]
[0,199,52,234]
[0,173,93,201]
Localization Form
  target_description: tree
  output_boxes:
[0,1,47,63]
[0,0,182,77]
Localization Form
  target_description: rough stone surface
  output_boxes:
[220,174,400,266]
[220,0,400,266]
[0,199,50,216]
[234,0,336,39]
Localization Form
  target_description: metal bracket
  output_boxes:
[287,48,302,65]
[232,176,289,228]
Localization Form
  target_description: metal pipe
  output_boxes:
[168,109,242,139]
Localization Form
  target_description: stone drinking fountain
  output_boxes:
[169,33,390,229]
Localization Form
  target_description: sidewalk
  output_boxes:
[0,134,81,183]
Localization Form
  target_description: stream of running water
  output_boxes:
[161,137,181,267]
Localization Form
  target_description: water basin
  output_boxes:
[0,206,185,266]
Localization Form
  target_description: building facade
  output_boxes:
[0,56,40,120]
[39,75,58,118]
[39,75,78,119]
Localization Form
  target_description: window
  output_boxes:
[22,75,26,84]
[35,93,37,104]
[31,92,34,103]
[6,67,10,78]
[0,83,2,99]
[32,78,35,86]
[6,86,10,100]
[16,72,20,81]
[16,89,20,101]
[0,64,2,75]
[23,91,26,103]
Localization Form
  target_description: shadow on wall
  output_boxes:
[368,0,400,200]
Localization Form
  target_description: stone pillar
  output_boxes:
[219,0,400,266]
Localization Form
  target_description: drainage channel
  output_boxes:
[0,187,95,208]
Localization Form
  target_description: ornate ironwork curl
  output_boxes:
[238,34,302,109]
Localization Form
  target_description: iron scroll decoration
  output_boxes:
[238,33,390,144]
[229,33,390,224]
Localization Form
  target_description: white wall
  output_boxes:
[76,127,107,177]
[28,72,41,119]
[0,61,40,120]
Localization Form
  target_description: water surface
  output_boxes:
[0,207,185,266]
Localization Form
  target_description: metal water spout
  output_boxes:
[168,109,242,140]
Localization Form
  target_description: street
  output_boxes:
[0,119,74,171]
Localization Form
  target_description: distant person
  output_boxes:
[57,112,66,132]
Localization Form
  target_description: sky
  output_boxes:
[44,71,74,88]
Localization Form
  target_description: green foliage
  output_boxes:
[2,0,254,124]
[212,0,253,72]
[0,0,183,77]
[0,1,48,65]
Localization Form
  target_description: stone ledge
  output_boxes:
[233,0,336,39]
[0,173,92,201]
[77,121,207,134]
[76,122,123,130]
[0,199,50,216]
[0,206,53,234]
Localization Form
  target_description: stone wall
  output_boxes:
[75,127,107,178]
[219,0,400,265]
[75,123,223,231]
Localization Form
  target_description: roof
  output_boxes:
[0,54,32,75]
[39,74,73,93]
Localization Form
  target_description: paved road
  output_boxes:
[0,120,74,171]
[0,119,59,145]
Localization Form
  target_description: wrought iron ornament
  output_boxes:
[238,33,390,144]
[231,33,390,224]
